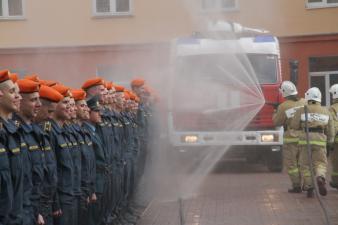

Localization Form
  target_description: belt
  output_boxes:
[96,165,112,174]
[305,127,324,133]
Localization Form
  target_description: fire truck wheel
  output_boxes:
[266,149,283,172]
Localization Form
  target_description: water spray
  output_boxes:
[304,105,331,225]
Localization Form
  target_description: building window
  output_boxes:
[201,0,238,12]
[0,0,24,19]
[93,0,132,17]
[309,56,338,106]
[306,0,338,9]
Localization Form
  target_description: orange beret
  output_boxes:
[71,89,86,101]
[9,73,18,83]
[105,81,113,90]
[124,91,130,100]
[131,78,145,87]
[24,74,40,83]
[129,93,136,100]
[52,84,71,97]
[39,79,58,87]
[143,86,151,93]
[82,77,104,90]
[115,85,125,92]
[39,85,64,103]
[0,70,10,83]
[17,79,40,93]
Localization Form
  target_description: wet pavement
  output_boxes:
[137,160,338,225]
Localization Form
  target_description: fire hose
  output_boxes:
[304,105,331,225]
[178,197,185,225]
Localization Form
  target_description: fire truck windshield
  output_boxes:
[176,53,278,85]
[247,54,278,84]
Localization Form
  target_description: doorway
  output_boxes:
[309,72,338,106]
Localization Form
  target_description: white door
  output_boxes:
[310,72,338,106]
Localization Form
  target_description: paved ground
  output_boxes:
[137,160,338,225]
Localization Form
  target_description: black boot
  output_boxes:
[307,188,314,198]
[317,176,327,196]
[288,187,302,193]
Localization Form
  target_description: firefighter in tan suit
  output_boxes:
[273,81,306,193]
[290,87,334,198]
[328,84,338,188]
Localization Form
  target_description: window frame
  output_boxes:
[0,0,25,20]
[200,0,239,12]
[306,0,338,9]
[92,0,133,18]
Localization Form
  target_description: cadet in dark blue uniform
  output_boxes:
[112,86,137,225]
[121,92,136,209]
[82,95,108,225]
[34,84,63,225]
[49,84,75,225]
[72,89,96,225]
[83,78,116,225]
[131,79,148,179]
[13,79,43,225]
[63,96,82,225]
[100,85,119,224]
[0,70,14,225]
[0,72,25,225]
[105,83,123,222]
[125,93,141,199]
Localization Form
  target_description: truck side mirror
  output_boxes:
[289,60,299,86]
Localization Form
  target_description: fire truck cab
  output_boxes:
[168,23,284,172]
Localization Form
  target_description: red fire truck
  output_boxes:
[167,23,284,172]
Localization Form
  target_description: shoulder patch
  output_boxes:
[14,120,20,127]
[301,113,329,124]
[44,122,51,132]
[285,106,303,119]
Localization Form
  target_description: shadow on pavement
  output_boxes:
[211,159,278,174]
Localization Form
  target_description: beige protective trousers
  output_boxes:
[284,143,301,188]
[299,144,327,190]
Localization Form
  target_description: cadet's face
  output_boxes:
[132,101,138,111]
[115,92,124,107]
[103,88,109,104]
[108,89,115,104]
[89,110,101,123]
[0,80,22,113]
[97,85,105,103]
[76,100,89,120]
[47,102,57,119]
[14,83,22,110]
[55,96,71,120]
[69,98,77,120]
[36,102,57,121]
[125,99,132,110]
[21,92,41,119]
[133,87,143,96]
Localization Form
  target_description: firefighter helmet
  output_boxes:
[305,87,321,103]
[279,81,298,98]
[329,84,338,99]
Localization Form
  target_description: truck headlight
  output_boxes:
[261,134,275,142]
[182,135,198,143]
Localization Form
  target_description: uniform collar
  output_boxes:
[12,114,33,133]
[83,121,96,132]
[0,117,17,134]
[50,119,62,134]
[72,123,81,132]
